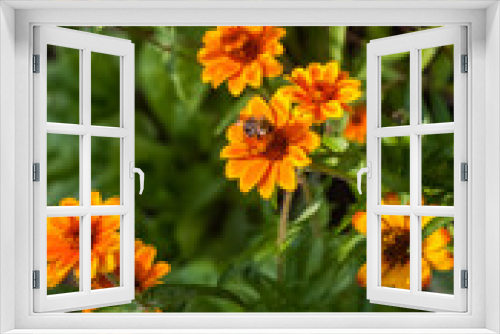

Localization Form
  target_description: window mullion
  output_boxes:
[412,123,454,135]
[81,48,92,294]
[373,205,454,217]
[46,205,128,217]
[409,47,420,294]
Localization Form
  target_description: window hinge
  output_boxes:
[33,270,40,289]
[461,270,468,289]
[33,54,40,73]
[33,163,40,182]
[461,162,468,181]
[461,54,468,73]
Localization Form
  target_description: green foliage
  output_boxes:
[50,26,452,313]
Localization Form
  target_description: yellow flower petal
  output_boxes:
[246,62,263,88]
[424,228,451,252]
[220,143,250,159]
[308,63,324,82]
[227,124,245,143]
[296,131,321,152]
[225,159,251,179]
[270,94,290,128]
[286,146,311,167]
[258,163,278,199]
[423,229,454,271]
[422,258,432,287]
[321,100,343,118]
[357,262,367,287]
[227,73,247,96]
[239,159,270,193]
[91,192,102,205]
[248,96,275,125]
[382,264,410,290]
[324,61,340,82]
[277,160,296,191]
[352,211,367,235]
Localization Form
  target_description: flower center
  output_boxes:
[228,36,262,63]
[264,130,289,161]
[382,229,410,266]
[312,81,337,102]
[351,112,364,125]
[66,223,80,251]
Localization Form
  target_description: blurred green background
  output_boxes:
[47,26,454,312]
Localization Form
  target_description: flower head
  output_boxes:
[47,192,121,288]
[279,61,362,123]
[92,240,171,294]
[134,240,171,293]
[344,105,367,144]
[221,94,320,199]
[198,26,285,96]
[46,210,80,288]
[353,195,453,289]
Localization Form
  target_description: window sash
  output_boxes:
[33,26,136,313]
[366,25,468,312]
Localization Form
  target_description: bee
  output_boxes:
[239,116,274,139]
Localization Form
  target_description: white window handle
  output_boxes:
[129,162,144,195]
[357,162,371,195]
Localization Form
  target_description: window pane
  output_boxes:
[91,52,121,127]
[47,134,80,206]
[381,137,410,204]
[421,216,454,294]
[421,45,454,124]
[91,215,121,290]
[47,45,80,124]
[421,133,454,206]
[380,215,410,290]
[91,137,121,203]
[381,52,410,127]
[47,216,80,295]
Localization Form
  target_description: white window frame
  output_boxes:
[366,26,467,312]
[33,26,136,313]
[0,1,499,333]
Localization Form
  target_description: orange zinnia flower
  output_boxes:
[353,196,453,289]
[344,105,367,144]
[134,240,171,293]
[92,240,171,294]
[46,192,121,288]
[221,94,320,199]
[279,61,362,123]
[198,26,285,96]
[46,199,80,288]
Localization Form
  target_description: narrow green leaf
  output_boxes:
[338,234,365,262]
[292,201,322,225]
[214,94,252,136]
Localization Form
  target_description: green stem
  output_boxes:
[277,191,293,282]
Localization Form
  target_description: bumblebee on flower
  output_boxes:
[220,94,320,199]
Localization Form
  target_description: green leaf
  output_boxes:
[171,27,210,113]
[292,201,322,225]
[280,202,321,252]
[214,94,252,136]
[323,136,349,152]
[338,234,365,262]
[171,53,208,113]
[421,46,438,70]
